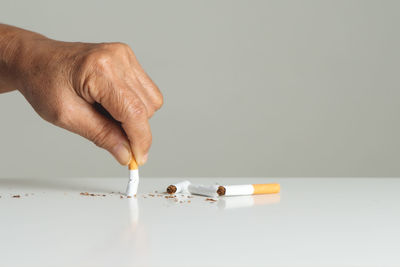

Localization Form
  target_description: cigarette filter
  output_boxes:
[188,184,219,197]
[167,180,191,194]
[217,184,280,196]
[126,158,139,197]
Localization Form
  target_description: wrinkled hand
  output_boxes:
[15,39,163,166]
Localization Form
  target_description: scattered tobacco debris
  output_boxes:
[205,198,217,202]
[12,195,21,198]
[80,192,107,197]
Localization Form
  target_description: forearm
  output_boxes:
[0,24,47,93]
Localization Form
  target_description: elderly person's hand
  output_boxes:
[0,24,163,166]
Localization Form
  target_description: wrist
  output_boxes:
[0,25,49,91]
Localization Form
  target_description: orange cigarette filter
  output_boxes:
[253,183,280,194]
[129,158,138,170]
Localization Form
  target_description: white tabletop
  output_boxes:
[0,177,399,267]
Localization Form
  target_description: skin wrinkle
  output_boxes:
[0,24,162,166]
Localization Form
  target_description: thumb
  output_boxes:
[56,99,132,165]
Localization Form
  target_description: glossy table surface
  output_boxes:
[0,177,399,267]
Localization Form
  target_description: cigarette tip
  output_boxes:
[167,185,177,194]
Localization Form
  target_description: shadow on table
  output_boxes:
[0,178,116,194]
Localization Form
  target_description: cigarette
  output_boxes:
[217,184,280,196]
[166,180,191,194]
[188,184,219,197]
[126,158,139,197]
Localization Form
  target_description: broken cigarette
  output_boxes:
[217,184,280,196]
[187,183,280,197]
[126,158,139,197]
[166,180,191,194]
[188,184,219,197]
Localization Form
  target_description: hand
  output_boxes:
[2,27,163,166]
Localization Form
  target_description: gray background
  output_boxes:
[0,0,399,178]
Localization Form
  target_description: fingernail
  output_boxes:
[112,144,131,165]
[138,153,148,166]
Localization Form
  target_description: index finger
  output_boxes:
[93,80,152,166]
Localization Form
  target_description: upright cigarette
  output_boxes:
[126,158,139,197]
[166,180,191,194]
[217,184,280,196]
[188,184,219,197]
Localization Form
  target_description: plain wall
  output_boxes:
[0,0,399,178]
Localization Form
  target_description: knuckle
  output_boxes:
[146,107,155,118]
[128,100,147,119]
[103,42,131,54]
[90,51,112,72]
[153,91,164,110]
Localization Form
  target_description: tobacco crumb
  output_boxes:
[80,192,89,196]
[12,195,21,198]
[149,194,155,197]
[134,194,137,197]
[217,186,226,196]
[187,196,194,198]
[127,196,132,198]
[167,185,177,194]
[165,195,175,199]
[102,194,106,197]
[188,200,191,203]
[179,201,183,203]
[206,198,217,202]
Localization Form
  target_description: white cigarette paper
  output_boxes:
[126,169,139,197]
[188,184,219,197]
[223,185,254,196]
[167,180,191,194]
